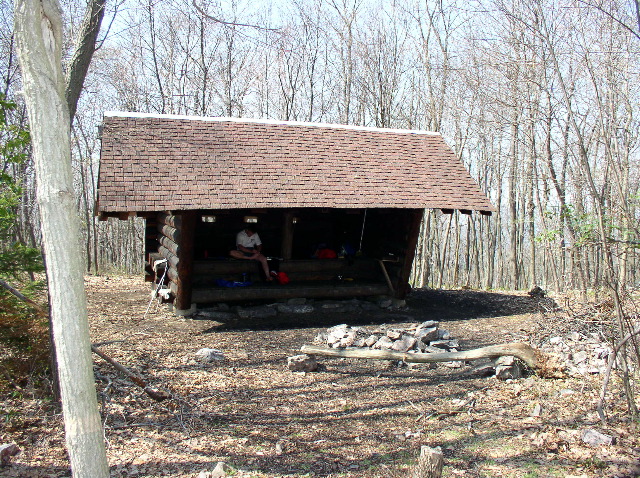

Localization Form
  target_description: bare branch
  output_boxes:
[577,0,640,41]
[192,0,279,32]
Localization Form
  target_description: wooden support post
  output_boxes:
[396,209,424,297]
[377,259,395,295]
[281,210,295,260]
[174,211,196,313]
[411,446,443,478]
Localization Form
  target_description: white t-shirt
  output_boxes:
[236,230,262,249]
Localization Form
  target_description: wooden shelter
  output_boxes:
[97,112,494,313]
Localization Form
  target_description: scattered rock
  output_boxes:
[287,354,318,372]
[386,329,403,340]
[340,330,358,347]
[581,429,615,446]
[364,335,379,347]
[572,350,588,364]
[198,461,234,478]
[276,304,314,314]
[195,348,225,362]
[495,356,523,380]
[531,402,542,417]
[438,329,451,340]
[390,335,417,352]
[443,360,463,368]
[236,306,277,319]
[287,297,307,305]
[275,439,287,455]
[373,336,394,349]
[326,324,349,346]
[377,298,393,309]
[528,286,546,297]
[0,443,20,466]
[320,301,342,309]
[540,332,613,376]
[558,389,575,396]
[195,309,236,321]
[469,361,495,377]
[415,327,438,343]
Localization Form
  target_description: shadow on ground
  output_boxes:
[200,288,556,332]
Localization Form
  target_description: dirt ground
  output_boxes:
[1,275,639,478]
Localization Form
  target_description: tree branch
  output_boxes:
[577,0,640,41]
[192,0,279,31]
[65,0,107,121]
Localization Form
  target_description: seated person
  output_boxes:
[229,225,272,281]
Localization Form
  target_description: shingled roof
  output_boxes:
[97,113,495,214]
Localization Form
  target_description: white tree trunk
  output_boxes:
[13,1,109,476]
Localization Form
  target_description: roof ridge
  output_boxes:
[103,111,442,136]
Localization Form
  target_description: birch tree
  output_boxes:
[13,0,109,476]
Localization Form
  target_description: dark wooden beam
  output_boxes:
[440,208,454,215]
[281,210,295,260]
[174,211,196,312]
[192,282,390,303]
[396,209,424,298]
[480,210,493,216]
[460,209,472,215]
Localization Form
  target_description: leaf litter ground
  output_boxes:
[1,275,639,477]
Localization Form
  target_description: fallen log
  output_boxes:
[301,342,545,372]
[1,279,173,401]
[91,346,171,402]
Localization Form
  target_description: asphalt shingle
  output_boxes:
[97,113,495,214]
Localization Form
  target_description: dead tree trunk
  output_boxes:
[302,343,541,370]
[411,446,444,478]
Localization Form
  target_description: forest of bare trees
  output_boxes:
[1,0,638,294]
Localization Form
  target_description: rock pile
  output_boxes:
[314,321,457,354]
[538,331,613,376]
[312,322,525,379]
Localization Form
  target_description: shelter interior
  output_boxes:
[142,207,424,311]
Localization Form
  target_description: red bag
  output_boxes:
[276,271,290,285]
[317,248,337,259]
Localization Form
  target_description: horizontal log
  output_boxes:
[158,245,179,270]
[193,258,379,275]
[300,342,540,370]
[158,235,179,257]
[192,282,389,303]
[157,223,180,244]
[167,265,178,282]
[169,280,178,296]
[157,212,182,229]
